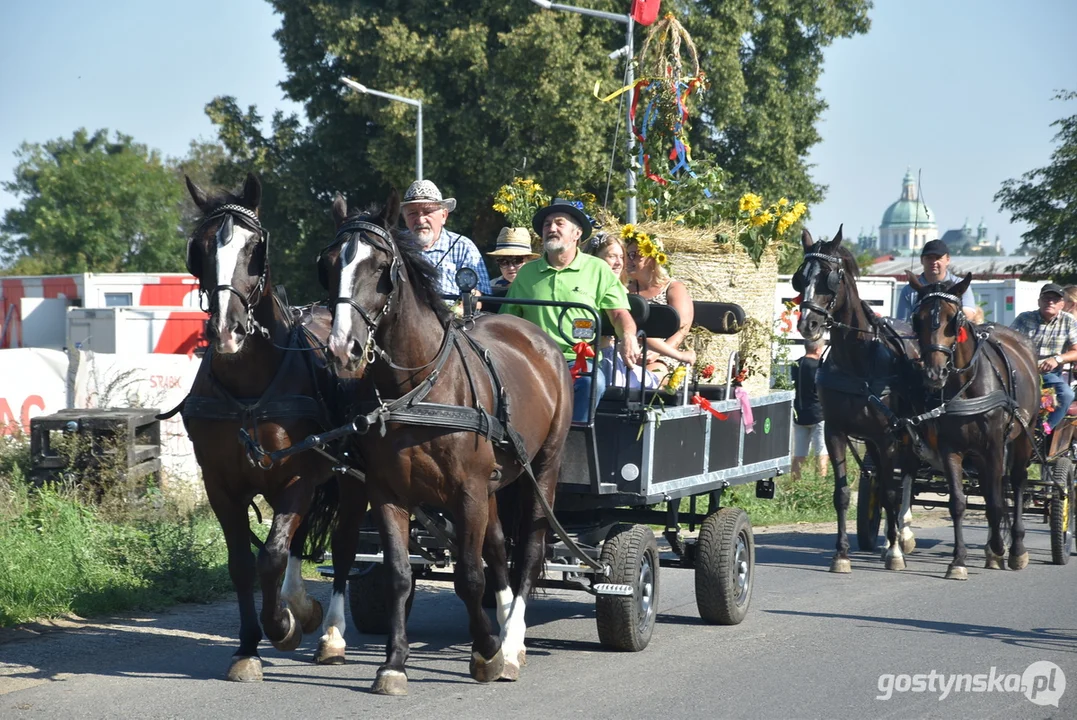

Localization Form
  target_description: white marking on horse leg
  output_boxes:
[281,556,310,616]
[328,239,373,364]
[495,588,514,631]
[500,596,528,670]
[320,591,347,650]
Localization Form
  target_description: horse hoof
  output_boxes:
[885,555,906,571]
[314,637,346,665]
[500,660,520,682]
[226,656,263,683]
[829,556,852,574]
[470,648,505,683]
[301,598,324,635]
[985,553,1003,570]
[945,565,968,581]
[901,535,916,555]
[1008,551,1030,571]
[271,608,302,652]
[371,669,408,696]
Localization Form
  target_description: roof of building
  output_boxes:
[865,255,1035,279]
[880,170,936,229]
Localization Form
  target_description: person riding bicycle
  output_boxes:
[1010,283,1077,430]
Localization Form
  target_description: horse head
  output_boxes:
[908,271,974,389]
[185,173,269,355]
[794,225,854,341]
[322,190,404,373]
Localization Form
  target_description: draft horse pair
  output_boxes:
[180,174,572,694]
[794,228,1039,579]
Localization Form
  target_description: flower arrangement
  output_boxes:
[620,224,669,266]
[492,177,550,229]
[716,193,808,265]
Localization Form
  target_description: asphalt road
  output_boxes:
[2,512,1075,720]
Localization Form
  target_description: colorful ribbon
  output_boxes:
[691,393,728,420]
[570,341,595,380]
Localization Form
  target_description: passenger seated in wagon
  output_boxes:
[503,199,642,422]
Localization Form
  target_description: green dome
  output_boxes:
[881,170,936,229]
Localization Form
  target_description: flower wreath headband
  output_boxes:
[621,224,669,266]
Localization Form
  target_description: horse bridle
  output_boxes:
[191,204,271,338]
[914,290,978,376]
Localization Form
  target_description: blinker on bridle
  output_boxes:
[916,291,970,373]
[796,252,846,323]
[194,203,271,338]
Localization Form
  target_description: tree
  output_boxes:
[0,129,187,274]
[996,91,1077,280]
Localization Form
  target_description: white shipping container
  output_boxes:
[967,279,1041,326]
[67,307,206,356]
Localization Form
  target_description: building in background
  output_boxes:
[939,218,1004,255]
[878,169,938,254]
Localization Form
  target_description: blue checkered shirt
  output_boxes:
[1010,310,1077,359]
[420,229,492,296]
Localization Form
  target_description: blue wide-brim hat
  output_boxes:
[532,199,592,242]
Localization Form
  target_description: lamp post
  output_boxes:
[529,0,637,223]
[340,76,423,182]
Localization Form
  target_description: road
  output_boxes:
[2,511,1075,719]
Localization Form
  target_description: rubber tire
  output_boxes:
[856,467,882,553]
[595,524,659,652]
[349,563,417,634]
[1049,459,1074,565]
[695,507,755,625]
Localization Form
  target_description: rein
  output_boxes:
[797,252,879,338]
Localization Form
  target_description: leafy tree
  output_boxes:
[0,129,187,274]
[996,91,1077,280]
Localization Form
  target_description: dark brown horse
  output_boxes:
[907,272,1039,578]
[794,227,922,573]
[181,174,367,681]
[319,191,573,695]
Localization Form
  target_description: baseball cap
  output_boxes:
[920,239,949,258]
[1040,283,1064,298]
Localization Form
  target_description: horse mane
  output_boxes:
[344,205,453,326]
[817,238,860,280]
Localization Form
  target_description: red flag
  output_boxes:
[631,0,661,26]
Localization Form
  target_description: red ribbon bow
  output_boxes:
[571,341,596,380]
[957,326,968,343]
[691,393,728,420]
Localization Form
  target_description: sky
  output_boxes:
[1,0,1074,255]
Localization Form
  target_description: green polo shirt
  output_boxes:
[503,250,629,360]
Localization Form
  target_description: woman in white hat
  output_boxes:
[486,227,539,294]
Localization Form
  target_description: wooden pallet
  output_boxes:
[30,408,162,487]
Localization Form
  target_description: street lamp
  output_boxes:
[340,76,423,182]
[529,0,637,223]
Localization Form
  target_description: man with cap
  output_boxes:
[504,199,642,423]
[486,227,538,295]
[1011,283,1077,429]
[400,179,492,296]
[896,239,977,323]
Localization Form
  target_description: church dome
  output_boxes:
[881,170,936,229]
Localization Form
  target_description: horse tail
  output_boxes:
[302,476,340,561]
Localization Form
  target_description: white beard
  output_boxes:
[543,237,568,253]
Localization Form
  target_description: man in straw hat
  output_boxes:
[487,227,539,293]
[401,179,491,295]
[504,199,641,423]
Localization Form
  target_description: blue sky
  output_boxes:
[1,0,1074,254]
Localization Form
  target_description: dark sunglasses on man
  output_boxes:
[496,256,528,267]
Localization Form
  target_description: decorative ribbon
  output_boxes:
[691,393,728,420]
[570,341,595,380]
[734,387,755,434]
[957,326,968,343]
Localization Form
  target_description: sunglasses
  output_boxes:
[496,257,528,267]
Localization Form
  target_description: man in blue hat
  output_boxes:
[896,239,977,322]
[504,199,642,423]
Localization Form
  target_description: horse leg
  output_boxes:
[316,478,367,665]
[258,499,305,652]
[876,450,905,571]
[370,502,412,696]
[282,525,322,635]
[484,494,513,633]
[979,451,1007,570]
[452,491,503,684]
[1007,437,1033,570]
[827,432,852,573]
[205,486,263,682]
[942,451,969,580]
[899,467,916,554]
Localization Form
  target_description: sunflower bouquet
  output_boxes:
[492,178,550,230]
[717,193,808,265]
[620,224,669,266]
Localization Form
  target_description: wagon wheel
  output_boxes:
[595,524,659,652]
[856,466,882,552]
[695,507,755,625]
[349,545,417,634]
[1049,458,1075,565]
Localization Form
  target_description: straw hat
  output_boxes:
[487,227,539,258]
[401,179,456,212]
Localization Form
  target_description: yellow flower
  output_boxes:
[558,189,575,199]
[750,211,773,227]
[505,192,515,202]
[636,232,650,244]
[620,224,636,239]
[638,238,655,257]
[656,252,669,265]
[666,365,688,393]
[777,215,793,235]
[778,197,789,207]
[493,203,509,214]
[792,201,807,218]
[581,193,597,204]
[739,193,763,214]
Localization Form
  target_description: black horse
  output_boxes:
[794,227,922,573]
[181,174,366,680]
[907,272,1039,578]
[318,191,574,695]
